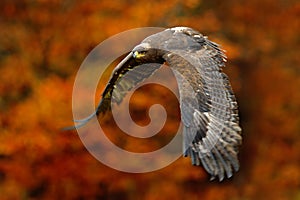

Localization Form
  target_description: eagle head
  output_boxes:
[132,42,165,64]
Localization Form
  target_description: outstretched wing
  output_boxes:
[97,53,162,114]
[163,32,242,181]
[73,53,161,128]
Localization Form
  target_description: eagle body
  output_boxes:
[76,27,242,181]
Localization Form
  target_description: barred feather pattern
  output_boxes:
[162,28,242,181]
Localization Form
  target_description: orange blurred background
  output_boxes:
[0,0,299,199]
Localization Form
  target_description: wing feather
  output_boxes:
[163,31,241,181]
[97,53,161,114]
[112,63,161,104]
[72,53,161,128]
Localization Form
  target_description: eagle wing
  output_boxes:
[72,53,161,128]
[92,52,162,114]
[163,32,242,181]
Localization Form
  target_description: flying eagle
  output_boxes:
[74,27,242,181]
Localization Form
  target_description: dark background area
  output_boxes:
[0,0,299,199]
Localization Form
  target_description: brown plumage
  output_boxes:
[74,27,242,181]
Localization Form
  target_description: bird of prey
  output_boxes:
[74,27,242,181]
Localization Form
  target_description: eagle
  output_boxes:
[73,27,242,181]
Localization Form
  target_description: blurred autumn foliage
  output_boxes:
[1,0,300,199]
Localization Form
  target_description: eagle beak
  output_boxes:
[133,51,146,59]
